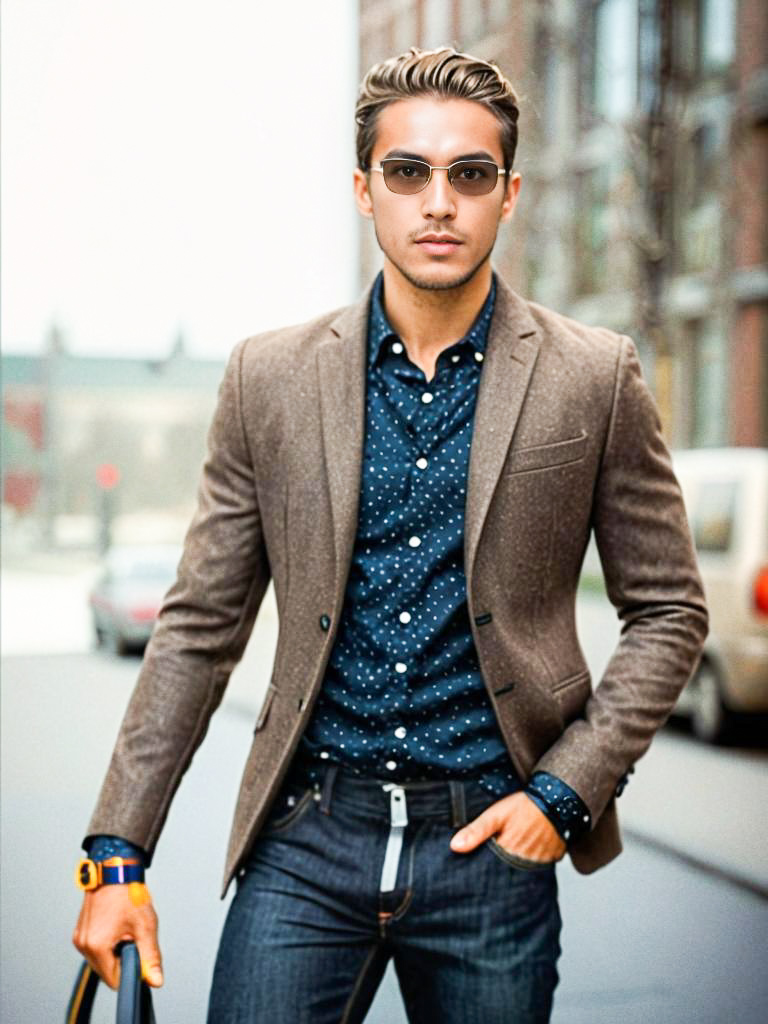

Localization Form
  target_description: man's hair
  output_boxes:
[355,46,520,173]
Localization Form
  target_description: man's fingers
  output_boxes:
[72,888,162,989]
[81,940,121,990]
[73,915,119,990]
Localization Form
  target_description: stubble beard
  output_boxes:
[374,227,498,293]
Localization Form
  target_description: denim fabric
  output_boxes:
[208,764,561,1024]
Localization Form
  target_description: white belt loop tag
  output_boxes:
[379,784,408,892]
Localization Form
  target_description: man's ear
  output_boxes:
[500,171,522,223]
[353,167,374,219]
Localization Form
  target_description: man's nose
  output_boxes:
[419,168,457,219]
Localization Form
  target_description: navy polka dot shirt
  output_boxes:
[298,272,529,798]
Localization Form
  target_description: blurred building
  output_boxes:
[2,334,224,545]
[358,0,768,448]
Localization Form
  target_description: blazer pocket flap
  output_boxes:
[551,668,591,694]
[506,431,588,475]
[254,684,277,732]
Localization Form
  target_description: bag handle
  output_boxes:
[66,942,156,1024]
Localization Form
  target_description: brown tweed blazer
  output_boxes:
[87,276,708,895]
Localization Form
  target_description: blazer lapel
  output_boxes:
[465,279,541,582]
[316,286,372,597]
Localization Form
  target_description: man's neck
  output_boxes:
[380,261,493,381]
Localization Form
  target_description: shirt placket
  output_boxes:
[377,361,452,775]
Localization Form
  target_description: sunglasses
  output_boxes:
[370,158,507,196]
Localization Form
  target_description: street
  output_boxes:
[1,571,767,1022]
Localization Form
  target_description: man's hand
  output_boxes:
[450,791,567,862]
[72,883,163,990]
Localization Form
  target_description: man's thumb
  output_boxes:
[135,936,163,987]
[140,955,163,987]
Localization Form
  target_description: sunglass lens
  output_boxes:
[382,160,431,194]
[450,161,498,195]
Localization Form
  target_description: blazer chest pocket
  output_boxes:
[505,431,588,475]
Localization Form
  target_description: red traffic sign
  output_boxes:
[96,463,121,490]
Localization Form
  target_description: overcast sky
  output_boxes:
[2,1,360,359]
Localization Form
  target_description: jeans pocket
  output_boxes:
[485,837,556,872]
[263,785,315,835]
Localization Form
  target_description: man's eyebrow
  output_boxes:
[382,149,498,163]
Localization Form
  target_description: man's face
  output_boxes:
[354,97,521,292]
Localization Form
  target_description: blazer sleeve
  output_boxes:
[533,335,708,825]
[85,338,271,859]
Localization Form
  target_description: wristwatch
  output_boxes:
[75,856,145,891]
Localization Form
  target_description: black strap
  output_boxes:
[66,942,155,1024]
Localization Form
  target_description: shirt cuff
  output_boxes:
[525,772,591,844]
[84,834,147,866]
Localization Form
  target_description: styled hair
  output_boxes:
[355,46,520,172]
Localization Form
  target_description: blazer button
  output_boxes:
[319,614,331,632]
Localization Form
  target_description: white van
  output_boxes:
[672,447,768,741]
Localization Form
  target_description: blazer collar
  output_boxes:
[315,283,373,594]
[465,277,541,583]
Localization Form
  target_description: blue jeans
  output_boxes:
[208,763,561,1023]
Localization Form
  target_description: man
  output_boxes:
[73,47,707,1023]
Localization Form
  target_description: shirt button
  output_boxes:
[385,760,398,771]
[392,341,404,354]
[474,351,484,362]
[399,611,412,624]
[394,726,407,739]
[395,662,407,674]
[415,457,428,470]
[421,392,434,404]
[408,536,421,548]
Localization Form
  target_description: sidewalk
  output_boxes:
[618,727,768,893]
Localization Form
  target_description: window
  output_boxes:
[637,0,661,113]
[534,24,559,143]
[459,0,487,42]
[575,165,612,294]
[699,0,735,73]
[593,0,638,120]
[393,3,419,53]
[487,0,510,32]
[691,319,728,446]
[673,0,735,83]
[423,0,452,46]
[677,114,726,272]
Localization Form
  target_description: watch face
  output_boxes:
[76,859,98,891]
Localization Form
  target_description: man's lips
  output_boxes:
[415,234,463,255]
[416,234,462,244]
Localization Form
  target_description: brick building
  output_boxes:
[358,0,768,447]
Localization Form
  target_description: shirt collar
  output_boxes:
[367,271,497,369]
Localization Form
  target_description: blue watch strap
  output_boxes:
[100,862,145,885]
